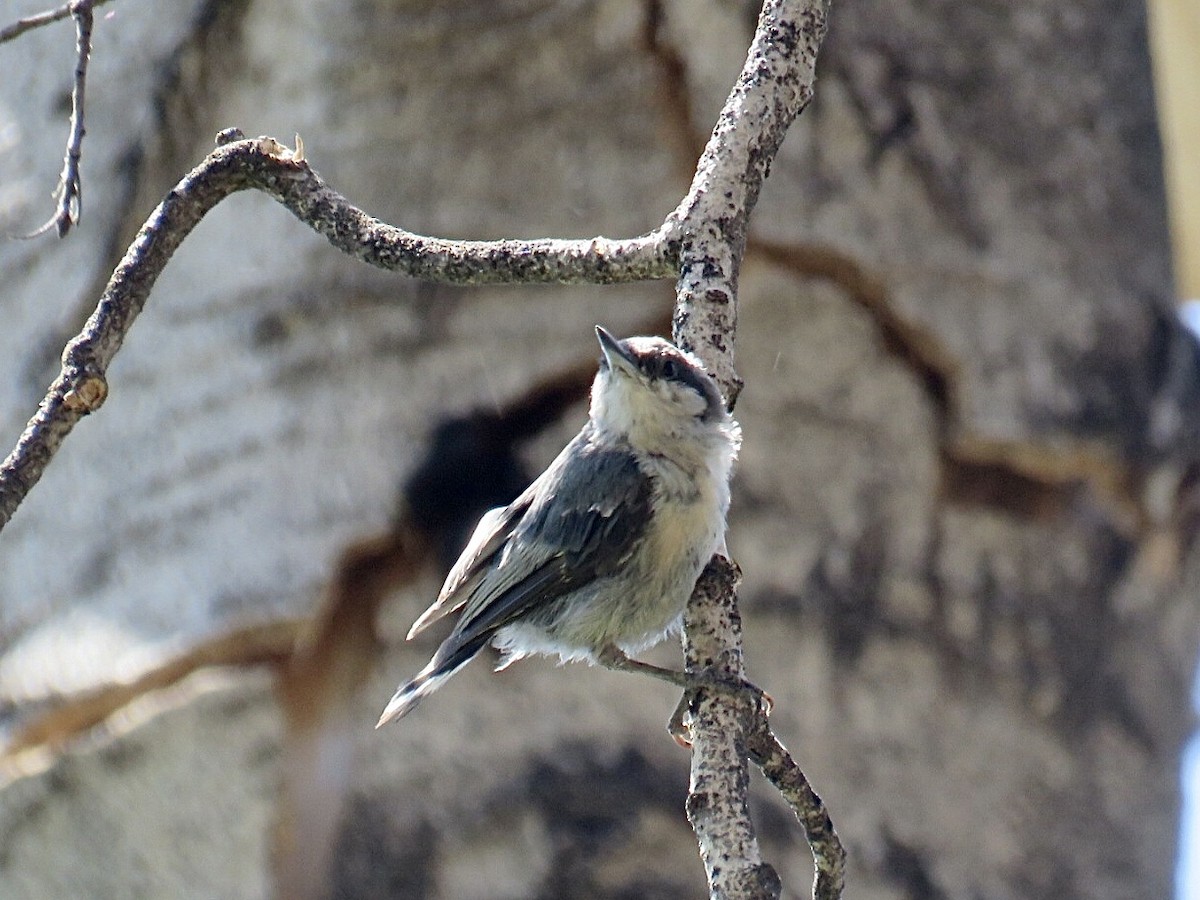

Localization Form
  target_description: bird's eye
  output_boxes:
[662,359,678,379]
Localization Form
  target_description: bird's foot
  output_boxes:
[667,673,774,748]
[594,645,771,748]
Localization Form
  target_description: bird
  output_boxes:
[376,325,741,727]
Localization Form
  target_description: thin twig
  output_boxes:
[0,5,69,43]
[0,0,111,44]
[0,135,674,531]
[23,0,94,238]
[747,725,846,900]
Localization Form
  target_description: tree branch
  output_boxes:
[0,133,674,531]
[746,725,846,900]
[670,0,829,400]
[681,557,783,899]
[664,1,834,897]
[0,1,840,896]
[0,0,113,44]
[53,0,91,236]
[11,0,101,237]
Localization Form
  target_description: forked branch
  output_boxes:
[0,133,675,530]
[0,1,839,898]
[669,0,839,896]
[7,0,107,237]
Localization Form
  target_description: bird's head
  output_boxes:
[590,326,731,449]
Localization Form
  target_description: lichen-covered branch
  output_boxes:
[257,145,677,286]
[0,1,840,896]
[666,1,835,898]
[0,134,674,530]
[681,557,783,899]
[746,725,846,900]
[670,0,829,399]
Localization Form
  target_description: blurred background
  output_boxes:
[0,0,1197,898]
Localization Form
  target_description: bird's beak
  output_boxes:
[596,326,639,376]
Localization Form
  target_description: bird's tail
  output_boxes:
[375,637,485,728]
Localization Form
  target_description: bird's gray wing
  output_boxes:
[407,494,534,639]
[444,435,653,652]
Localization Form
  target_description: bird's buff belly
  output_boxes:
[494,504,718,663]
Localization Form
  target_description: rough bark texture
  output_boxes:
[0,1,1193,899]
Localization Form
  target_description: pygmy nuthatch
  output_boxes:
[377,326,741,726]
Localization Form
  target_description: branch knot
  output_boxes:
[61,374,108,413]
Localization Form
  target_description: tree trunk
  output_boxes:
[0,0,1190,898]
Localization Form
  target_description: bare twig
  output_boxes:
[15,0,98,237]
[56,0,91,235]
[747,726,846,900]
[0,6,69,43]
[0,0,112,44]
[0,134,675,531]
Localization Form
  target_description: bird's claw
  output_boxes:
[666,673,774,748]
